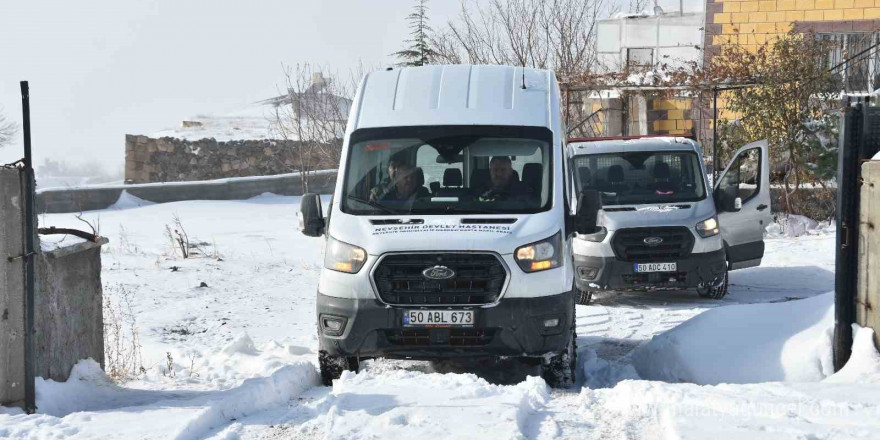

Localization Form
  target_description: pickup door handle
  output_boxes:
[757,204,768,211]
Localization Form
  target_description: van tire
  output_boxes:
[541,300,578,388]
[697,263,729,299]
[576,288,594,305]
[318,350,359,386]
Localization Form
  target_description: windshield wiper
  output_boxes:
[345,195,397,214]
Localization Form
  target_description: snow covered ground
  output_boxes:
[2,194,878,439]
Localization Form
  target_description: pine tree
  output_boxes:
[393,0,436,67]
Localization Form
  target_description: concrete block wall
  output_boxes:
[36,170,338,214]
[34,241,106,381]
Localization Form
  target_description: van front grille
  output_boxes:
[611,227,694,262]
[372,253,507,305]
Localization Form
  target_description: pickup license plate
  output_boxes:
[634,262,677,273]
[403,310,474,327]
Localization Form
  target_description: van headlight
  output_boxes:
[324,236,367,273]
[514,232,562,273]
[696,216,720,238]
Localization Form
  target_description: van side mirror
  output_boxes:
[733,197,742,211]
[714,187,741,213]
[574,190,602,234]
[298,193,325,237]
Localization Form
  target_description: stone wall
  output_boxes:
[125,135,338,184]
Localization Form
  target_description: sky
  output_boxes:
[0,0,468,172]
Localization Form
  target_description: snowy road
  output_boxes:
[4,194,875,440]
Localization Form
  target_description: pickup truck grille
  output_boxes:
[373,253,507,305]
[611,227,694,262]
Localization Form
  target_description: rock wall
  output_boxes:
[125,135,338,184]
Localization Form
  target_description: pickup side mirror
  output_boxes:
[298,193,325,237]
[574,190,602,234]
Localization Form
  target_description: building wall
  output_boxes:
[125,135,338,184]
[704,0,880,61]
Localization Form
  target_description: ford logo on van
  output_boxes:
[643,236,664,246]
[422,265,455,280]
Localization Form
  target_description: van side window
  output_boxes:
[718,147,761,206]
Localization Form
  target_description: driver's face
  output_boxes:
[489,160,513,189]
[393,166,417,198]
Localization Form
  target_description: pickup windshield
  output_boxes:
[572,150,706,206]
[340,125,553,215]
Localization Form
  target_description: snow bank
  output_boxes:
[109,190,155,210]
[317,370,549,440]
[765,214,833,238]
[632,292,835,384]
[825,326,880,384]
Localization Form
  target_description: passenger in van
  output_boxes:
[369,160,430,203]
[476,156,535,202]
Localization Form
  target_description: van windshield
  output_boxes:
[340,125,553,215]
[572,150,706,206]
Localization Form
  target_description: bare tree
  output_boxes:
[0,107,18,149]
[270,64,363,193]
[432,0,612,80]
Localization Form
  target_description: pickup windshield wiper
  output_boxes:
[345,195,397,214]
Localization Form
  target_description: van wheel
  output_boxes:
[576,288,594,305]
[697,263,729,299]
[541,302,577,388]
[318,350,359,386]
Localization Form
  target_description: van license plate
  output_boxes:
[634,262,677,273]
[403,310,474,327]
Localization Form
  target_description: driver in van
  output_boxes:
[477,156,534,202]
[369,159,429,203]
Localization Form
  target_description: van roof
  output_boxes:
[351,65,555,131]
[567,136,701,155]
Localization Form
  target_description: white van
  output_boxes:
[298,65,600,387]
[567,136,772,304]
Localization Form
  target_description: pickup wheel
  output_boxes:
[697,262,729,300]
[318,350,359,386]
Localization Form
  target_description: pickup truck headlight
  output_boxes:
[324,236,367,273]
[514,232,562,273]
[696,216,720,238]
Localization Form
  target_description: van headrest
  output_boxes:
[522,163,542,193]
[578,167,592,184]
[471,168,490,190]
[653,162,670,180]
[443,168,463,187]
[608,165,624,183]
[415,167,425,187]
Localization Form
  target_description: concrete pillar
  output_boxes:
[858,161,880,350]
[0,168,26,407]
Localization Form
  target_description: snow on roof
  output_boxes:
[148,103,279,142]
